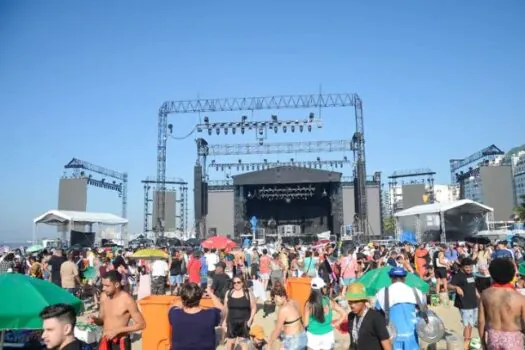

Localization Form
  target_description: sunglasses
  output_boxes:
[233,281,242,285]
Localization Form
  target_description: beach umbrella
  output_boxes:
[26,245,44,254]
[130,248,168,260]
[82,266,97,280]
[201,236,237,250]
[356,266,429,296]
[0,273,83,330]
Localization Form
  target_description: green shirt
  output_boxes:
[307,296,333,335]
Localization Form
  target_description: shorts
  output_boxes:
[306,331,334,350]
[101,335,131,350]
[435,267,447,279]
[281,331,307,350]
[460,308,478,326]
[169,275,182,285]
[342,277,356,286]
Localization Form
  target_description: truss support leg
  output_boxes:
[156,111,168,237]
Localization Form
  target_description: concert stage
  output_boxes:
[197,166,382,240]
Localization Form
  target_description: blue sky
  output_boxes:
[0,1,523,241]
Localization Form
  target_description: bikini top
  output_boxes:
[283,316,302,326]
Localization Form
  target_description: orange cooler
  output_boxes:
[286,277,312,315]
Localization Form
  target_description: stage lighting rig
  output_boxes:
[195,113,323,143]
[158,92,367,238]
[209,157,352,172]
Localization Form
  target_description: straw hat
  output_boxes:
[346,282,368,302]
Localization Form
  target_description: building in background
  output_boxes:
[509,149,525,203]
[456,155,515,221]
[433,184,460,204]
[385,169,436,215]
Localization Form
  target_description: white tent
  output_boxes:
[33,210,128,243]
[394,199,494,242]
[394,199,493,217]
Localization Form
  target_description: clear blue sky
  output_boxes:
[1,1,523,240]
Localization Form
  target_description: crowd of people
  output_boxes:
[1,237,525,349]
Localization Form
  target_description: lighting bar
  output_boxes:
[196,113,323,137]
[209,158,351,171]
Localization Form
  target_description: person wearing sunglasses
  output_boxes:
[223,274,257,350]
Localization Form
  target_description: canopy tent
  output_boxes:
[33,210,128,245]
[394,199,493,217]
[394,199,493,242]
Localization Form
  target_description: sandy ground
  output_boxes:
[81,301,474,350]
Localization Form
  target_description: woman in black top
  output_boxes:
[222,274,257,349]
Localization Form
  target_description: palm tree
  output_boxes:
[514,195,525,222]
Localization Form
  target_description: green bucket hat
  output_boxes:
[346,282,369,301]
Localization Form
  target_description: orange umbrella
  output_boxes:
[201,236,237,250]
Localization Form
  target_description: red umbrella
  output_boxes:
[201,236,237,250]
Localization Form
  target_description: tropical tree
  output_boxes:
[514,195,525,222]
[383,216,396,233]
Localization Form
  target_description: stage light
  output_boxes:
[242,115,248,123]
[272,115,278,122]
[291,125,295,132]
[208,129,212,135]
[317,157,321,162]
[224,128,228,135]
[168,124,173,134]
[216,128,220,135]
[309,112,314,121]
[283,126,287,133]
[308,125,312,132]
[274,126,278,133]
[299,125,304,132]
[232,128,236,134]
[216,166,219,171]
[322,189,327,197]
[241,127,245,134]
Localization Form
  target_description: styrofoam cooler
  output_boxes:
[74,324,101,344]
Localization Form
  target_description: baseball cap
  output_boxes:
[388,266,407,278]
[310,277,327,290]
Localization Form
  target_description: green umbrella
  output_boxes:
[356,266,429,296]
[0,273,83,329]
[519,262,525,276]
[26,245,44,253]
[83,266,97,280]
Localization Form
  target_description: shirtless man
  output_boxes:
[89,270,146,350]
[478,258,525,350]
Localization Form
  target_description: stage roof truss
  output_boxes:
[63,158,128,219]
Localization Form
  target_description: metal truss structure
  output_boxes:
[209,157,351,173]
[386,168,435,215]
[197,138,353,156]
[141,177,188,234]
[158,93,367,237]
[449,144,504,183]
[64,158,128,218]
